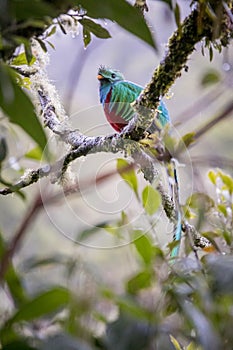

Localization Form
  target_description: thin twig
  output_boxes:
[194,100,233,141]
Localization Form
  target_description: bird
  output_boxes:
[97,66,181,257]
[97,65,170,133]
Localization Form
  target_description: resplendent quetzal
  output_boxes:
[97,65,170,132]
[97,66,181,257]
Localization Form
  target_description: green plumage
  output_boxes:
[98,66,170,132]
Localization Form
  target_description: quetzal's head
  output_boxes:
[97,66,124,85]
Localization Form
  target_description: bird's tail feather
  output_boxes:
[167,159,182,258]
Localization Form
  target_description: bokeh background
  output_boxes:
[1,0,233,307]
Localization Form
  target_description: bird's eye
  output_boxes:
[111,73,116,79]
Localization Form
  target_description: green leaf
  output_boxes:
[117,158,138,197]
[127,270,152,294]
[35,38,47,52]
[0,63,47,151]
[8,287,70,325]
[24,43,33,65]
[187,192,214,211]
[177,132,196,153]
[217,203,227,217]
[79,18,111,39]
[181,132,196,148]
[117,297,152,320]
[201,69,221,87]
[208,170,217,185]
[78,0,156,49]
[133,231,154,265]
[209,45,213,61]
[223,230,232,246]
[82,27,91,48]
[218,171,233,194]
[57,20,67,35]
[46,40,55,50]
[11,52,36,66]
[24,146,43,160]
[174,3,181,30]
[78,221,109,241]
[0,234,27,306]
[186,342,203,350]
[46,25,57,38]
[142,185,161,215]
[21,255,68,272]
[169,335,182,350]
[10,0,55,21]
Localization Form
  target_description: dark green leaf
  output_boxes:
[79,18,111,39]
[58,20,67,34]
[0,136,7,162]
[46,40,55,50]
[142,185,161,215]
[127,270,152,294]
[10,0,55,20]
[201,69,221,87]
[8,287,70,324]
[2,340,38,350]
[35,38,47,52]
[209,45,213,61]
[24,43,33,65]
[0,63,47,151]
[82,27,91,48]
[46,25,57,38]
[78,0,156,49]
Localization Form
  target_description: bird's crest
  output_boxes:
[98,65,125,80]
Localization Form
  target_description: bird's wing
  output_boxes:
[111,81,143,103]
[108,81,143,122]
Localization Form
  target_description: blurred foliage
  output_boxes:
[0,1,233,350]
[1,167,233,349]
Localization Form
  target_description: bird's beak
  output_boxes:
[97,74,104,80]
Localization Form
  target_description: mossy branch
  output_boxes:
[134,5,232,130]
